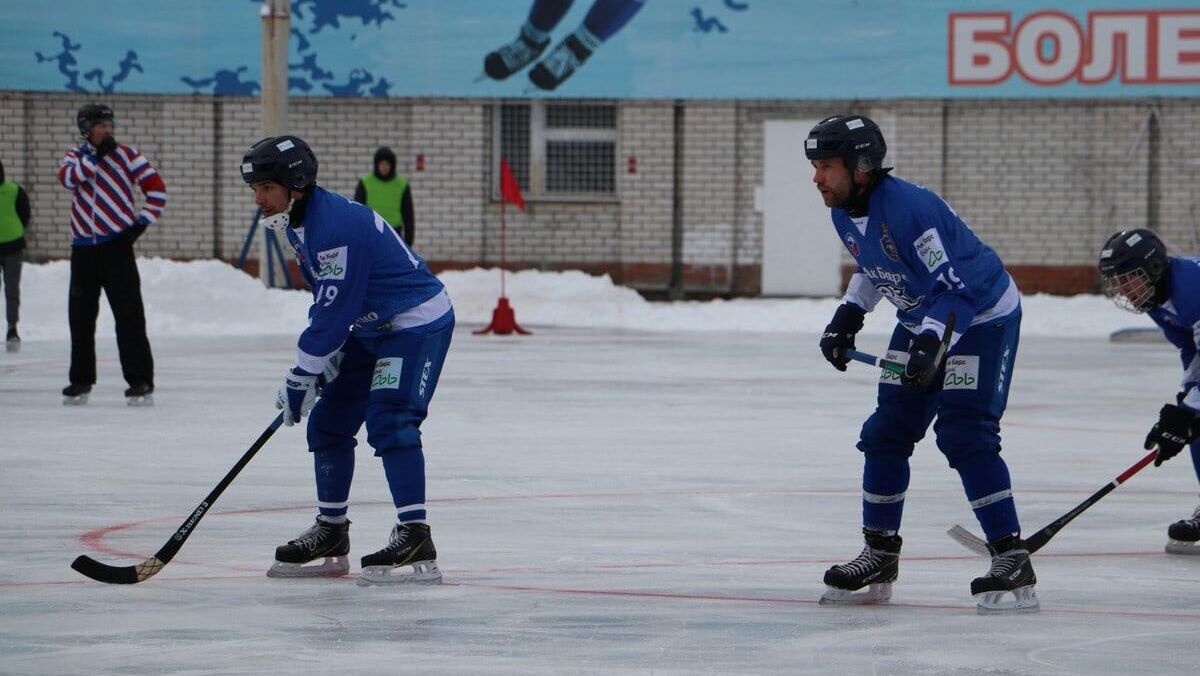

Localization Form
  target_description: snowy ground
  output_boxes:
[2,261,1199,675]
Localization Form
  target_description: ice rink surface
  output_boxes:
[3,327,1200,675]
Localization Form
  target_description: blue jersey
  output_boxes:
[833,175,1018,343]
[284,186,451,374]
[1148,256,1200,411]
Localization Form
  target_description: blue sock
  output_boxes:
[381,447,427,524]
[314,448,354,522]
[528,0,574,33]
[581,0,646,41]
[957,454,1021,541]
[862,456,910,534]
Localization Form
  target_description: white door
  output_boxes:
[761,120,841,296]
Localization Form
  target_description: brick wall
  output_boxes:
[4,91,1199,296]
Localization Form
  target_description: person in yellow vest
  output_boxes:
[354,147,414,246]
[0,158,31,352]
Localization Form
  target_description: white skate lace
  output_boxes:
[985,550,1025,578]
[291,521,333,550]
[382,525,411,552]
[836,545,885,577]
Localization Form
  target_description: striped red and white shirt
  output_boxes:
[58,143,167,246]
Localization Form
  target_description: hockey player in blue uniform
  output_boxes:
[241,135,454,585]
[1099,229,1200,554]
[807,115,1037,613]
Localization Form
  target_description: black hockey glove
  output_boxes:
[901,331,944,390]
[820,303,866,371]
[1145,403,1199,467]
[95,136,117,158]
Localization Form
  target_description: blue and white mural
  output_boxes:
[3,0,1200,98]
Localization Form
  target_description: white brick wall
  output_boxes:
[4,91,1200,295]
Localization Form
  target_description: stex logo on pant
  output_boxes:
[371,358,404,390]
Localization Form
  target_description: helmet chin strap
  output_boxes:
[261,198,294,231]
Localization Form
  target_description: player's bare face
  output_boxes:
[250,181,290,216]
[86,121,114,147]
[811,158,852,208]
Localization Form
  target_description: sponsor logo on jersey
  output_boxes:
[844,232,860,257]
[875,284,923,311]
[879,350,909,385]
[316,246,348,280]
[914,228,948,272]
[943,355,980,390]
[371,358,404,390]
[863,266,906,286]
[880,220,900,261]
[353,311,380,329]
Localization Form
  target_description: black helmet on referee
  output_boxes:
[240,135,318,191]
[77,103,114,137]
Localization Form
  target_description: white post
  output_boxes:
[259,0,290,286]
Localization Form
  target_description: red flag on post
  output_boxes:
[475,157,530,336]
[499,158,525,211]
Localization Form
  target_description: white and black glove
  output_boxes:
[276,367,320,426]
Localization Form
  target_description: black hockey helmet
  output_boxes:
[240,135,318,191]
[77,103,114,137]
[1098,229,1169,313]
[805,114,888,174]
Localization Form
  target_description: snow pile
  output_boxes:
[12,258,1154,340]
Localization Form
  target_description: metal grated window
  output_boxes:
[499,104,531,192]
[494,101,617,201]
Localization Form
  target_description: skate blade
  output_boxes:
[1165,540,1200,555]
[818,582,892,606]
[357,560,442,587]
[5,341,18,353]
[126,394,154,407]
[266,556,350,578]
[63,394,89,406]
[975,585,1039,614]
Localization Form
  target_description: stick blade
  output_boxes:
[71,555,163,584]
[946,524,990,556]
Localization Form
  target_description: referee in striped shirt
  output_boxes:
[57,103,167,406]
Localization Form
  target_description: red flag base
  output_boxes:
[473,296,531,335]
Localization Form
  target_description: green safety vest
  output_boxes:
[0,183,22,245]
[360,173,407,232]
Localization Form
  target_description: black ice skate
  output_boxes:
[5,326,18,353]
[1166,502,1200,555]
[266,517,351,578]
[62,383,92,406]
[971,535,1039,614]
[357,522,442,586]
[819,528,901,605]
[124,382,154,407]
[528,33,594,91]
[482,26,549,81]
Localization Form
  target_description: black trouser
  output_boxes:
[0,248,20,328]
[68,236,153,387]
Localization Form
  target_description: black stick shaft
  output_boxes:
[1025,449,1157,553]
[71,413,284,584]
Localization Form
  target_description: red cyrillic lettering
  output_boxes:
[1080,13,1149,83]
[949,13,1012,84]
[1014,11,1083,84]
